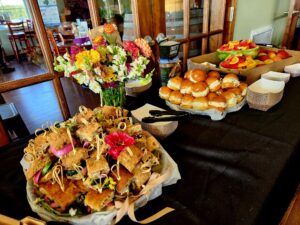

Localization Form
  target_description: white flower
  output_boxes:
[89,80,101,93]
[73,73,89,86]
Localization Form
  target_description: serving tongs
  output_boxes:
[142,110,190,123]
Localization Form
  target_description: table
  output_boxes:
[1,77,300,225]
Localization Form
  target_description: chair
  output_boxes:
[7,21,32,63]
[46,29,67,56]
[25,19,37,47]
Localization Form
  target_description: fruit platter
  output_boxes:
[159,69,248,120]
[21,106,180,225]
[217,41,291,72]
[217,40,259,61]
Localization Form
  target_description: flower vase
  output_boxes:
[101,82,126,107]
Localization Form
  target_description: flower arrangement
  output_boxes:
[54,23,154,107]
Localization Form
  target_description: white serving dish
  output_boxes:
[166,98,246,121]
[284,63,300,77]
[131,103,178,139]
[246,78,285,111]
[261,71,290,83]
[125,78,152,97]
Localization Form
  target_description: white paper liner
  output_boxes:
[166,98,246,121]
[284,63,300,77]
[131,104,178,139]
[22,144,181,225]
[261,71,290,83]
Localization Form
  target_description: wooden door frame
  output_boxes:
[223,0,237,43]
[282,0,300,49]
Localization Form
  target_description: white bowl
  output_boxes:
[125,78,152,97]
[131,104,178,139]
[261,71,290,83]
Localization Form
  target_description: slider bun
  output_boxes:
[167,76,183,91]
[207,71,221,79]
[208,96,227,112]
[159,86,172,100]
[221,91,237,108]
[239,82,248,96]
[192,82,209,97]
[180,94,194,109]
[207,92,218,101]
[180,79,193,95]
[169,91,183,105]
[221,73,240,89]
[227,88,243,103]
[187,69,206,83]
[193,96,208,111]
[206,77,221,92]
[223,73,239,81]
[216,88,224,96]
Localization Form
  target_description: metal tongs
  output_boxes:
[142,110,190,123]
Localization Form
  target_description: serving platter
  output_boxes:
[166,98,246,121]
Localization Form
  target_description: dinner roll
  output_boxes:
[159,86,172,100]
[180,95,194,109]
[227,88,243,103]
[239,82,248,97]
[193,96,209,111]
[221,73,240,89]
[207,92,218,101]
[180,79,193,95]
[221,91,237,108]
[169,91,183,105]
[206,77,221,92]
[192,82,209,97]
[208,96,227,112]
[207,71,221,80]
[167,76,183,91]
[185,69,206,83]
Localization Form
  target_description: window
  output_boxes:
[0,0,28,20]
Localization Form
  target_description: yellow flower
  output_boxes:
[101,66,117,83]
[90,49,100,64]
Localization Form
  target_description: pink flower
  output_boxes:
[105,132,135,160]
[70,45,83,62]
[123,41,140,60]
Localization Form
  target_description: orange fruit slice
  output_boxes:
[229,56,239,64]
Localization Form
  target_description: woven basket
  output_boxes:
[246,79,285,111]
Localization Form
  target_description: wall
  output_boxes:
[233,0,276,40]
[233,0,290,47]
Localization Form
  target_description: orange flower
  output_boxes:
[134,38,152,58]
[103,23,116,34]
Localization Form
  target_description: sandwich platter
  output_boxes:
[165,98,246,121]
[21,106,180,225]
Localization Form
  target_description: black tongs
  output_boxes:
[142,110,190,123]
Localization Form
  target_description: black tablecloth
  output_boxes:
[2,78,300,225]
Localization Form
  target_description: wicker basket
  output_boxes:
[246,79,285,111]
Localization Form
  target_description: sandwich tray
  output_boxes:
[25,141,180,225]
[165,98,246,121]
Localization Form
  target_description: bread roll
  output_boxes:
[180,79,193,95]
[221,73,240,89]
[180,94,194,109]
[167,76,183,91]
[169,91,183,105]
[159,86,172,100]
[191,82,209,97]
[206,77,221,92]
[193,96,209,111]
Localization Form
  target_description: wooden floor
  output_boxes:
[0,58,46,83]
[1,60,99,134]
